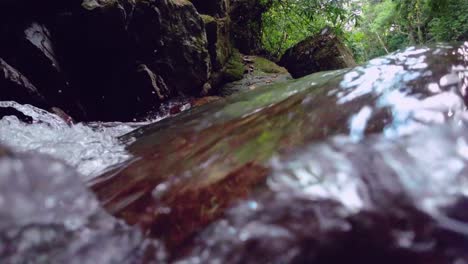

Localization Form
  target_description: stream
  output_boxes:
[0,43,468,263]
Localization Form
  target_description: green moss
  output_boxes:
[223,49,244,82]
[200,14,216,25]
[253,56,288,74]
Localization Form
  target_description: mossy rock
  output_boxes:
[253,56,288,74]
[223,49,244,82]
[203,16,231,71]
[279,28,356,78]
[200,14,216,25]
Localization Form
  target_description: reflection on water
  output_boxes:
[341,43,468,139]
[89,43,468,260]
[180,121,468,263]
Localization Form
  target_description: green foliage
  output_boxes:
[260,0,468,63]
[261,0,353,59]
[347,0,468,63]
[345,0,408,63]
[428,0,468,41]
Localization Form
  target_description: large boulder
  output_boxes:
[0,21,85,118]
[280,28,357,78]
[0,0,211,121]
[49,0,211,121]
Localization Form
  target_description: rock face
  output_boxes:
[229,0,268,55]
[280,28,357,78]
[195,0,237,92]
[0,21,85,118]
[51,0,211,120]
[90,43,468,259]
[0,0,275,121]
[0,0,211,121]
[202,15,232,72]
[0,58,47,108]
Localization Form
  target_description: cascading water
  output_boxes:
[0,100,190,179]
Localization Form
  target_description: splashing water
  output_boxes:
[0,101,184,179]
[0,148,167,263]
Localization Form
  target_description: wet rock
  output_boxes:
[0,0,239,121]
[202,15,232,72]
[280,28,357,78]
[0,21,84,118]
[91,43,468,257]
[179,120,468,263]
[48,0,210,121]
[0,145,11,157]
[219,55,291,95]
[0,0,211,121]
[191,96,223,107]
[181,191,464,263]
[251,56,289,74]
[229,0,269,54]
[0,146,167,263]
[0,58,47,109]
[50,106,75,125]
[222,49,246,83]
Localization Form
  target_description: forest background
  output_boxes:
[261,0,468,63]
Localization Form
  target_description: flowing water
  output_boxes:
[0,100,190,179]
[1,43,468,263]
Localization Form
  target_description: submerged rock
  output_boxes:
[280,27,357,78]
[179,118,468,263]
[90,43,468,259]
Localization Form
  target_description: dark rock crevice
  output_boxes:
[1,0,212,121]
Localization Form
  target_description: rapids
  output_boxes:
[0,100,190,179]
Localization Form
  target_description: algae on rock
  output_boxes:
[223,49,245,82]
[252,56,288,74]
